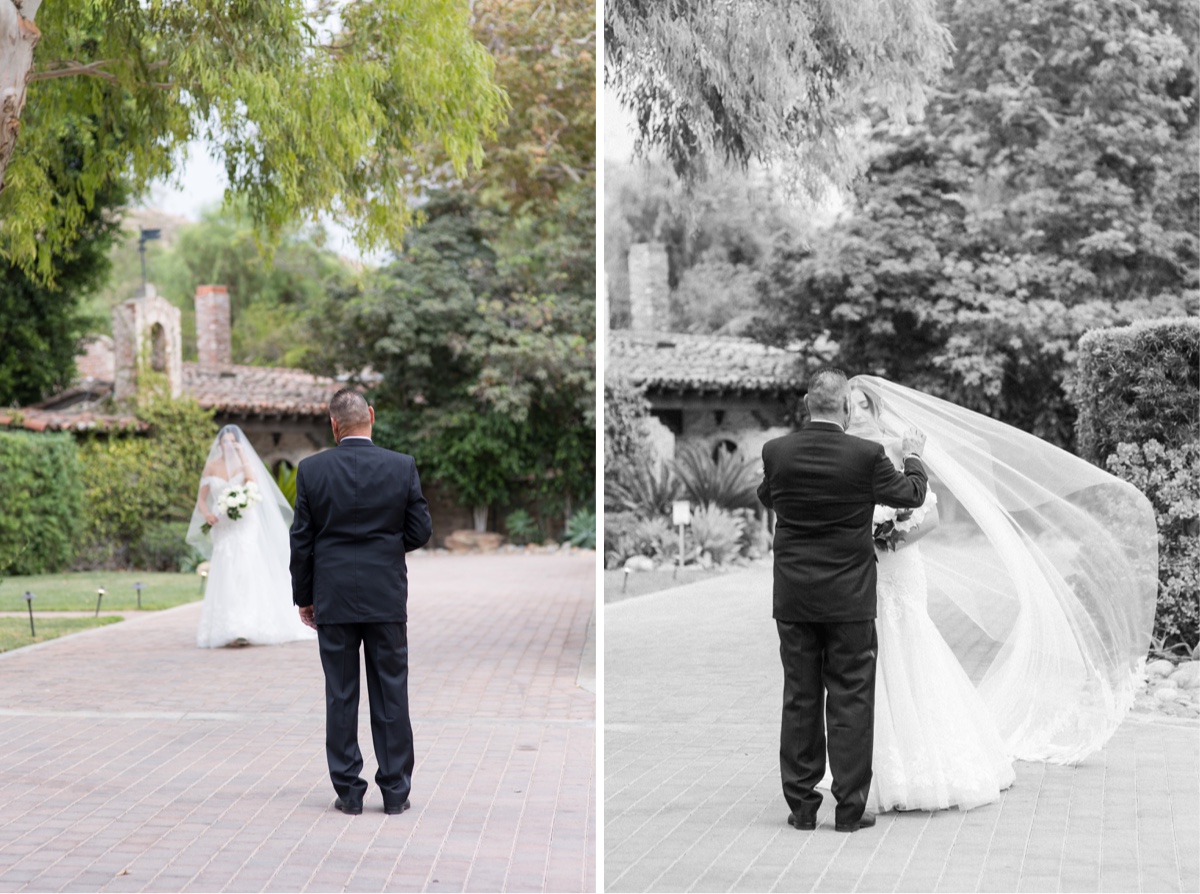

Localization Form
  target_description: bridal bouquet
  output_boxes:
[201,482,262,534]
[872,505,915,552]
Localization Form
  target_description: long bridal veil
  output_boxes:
[848,376,1158,764]
[185,425,294,562]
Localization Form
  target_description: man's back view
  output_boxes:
[290,388,432,815]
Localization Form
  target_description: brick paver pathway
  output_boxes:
[605,564,1200,893]
[0,552,595,893]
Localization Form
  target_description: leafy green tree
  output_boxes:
[605,160,807,333]
[2,0,506,280]
[0,130,126,406]
[755,0,1199,448]
[314,189,595,531]
[605,0,953,183]
[322,0,597,532]
[91,203,360,367]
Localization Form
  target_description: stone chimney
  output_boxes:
[194,285,232,370]
[112,286,183,403]
[628,242,669,332]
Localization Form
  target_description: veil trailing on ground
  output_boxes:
[848,376,1158,764]
[185,425,294,561]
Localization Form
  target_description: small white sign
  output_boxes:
[672,500,691,526]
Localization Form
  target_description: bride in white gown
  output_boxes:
[824,376,1157,811]
[185,425,316,648]
[848,381,1014,812]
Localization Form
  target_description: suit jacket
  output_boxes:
[289,438,432,624]
[758,421,927,623]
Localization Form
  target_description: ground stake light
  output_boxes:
[23,591,34,637]
[134,581,144,610]
[95,587,106,617]
[199,570,208,594]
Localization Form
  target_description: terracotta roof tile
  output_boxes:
[608,330,805,393]
[0,410,145,433]
[182,363,340,416]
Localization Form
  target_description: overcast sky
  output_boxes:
[141,142,381,263]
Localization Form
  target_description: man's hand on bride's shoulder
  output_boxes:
[901,427,926,458]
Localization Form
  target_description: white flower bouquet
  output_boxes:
[872,504,915,552]
[201,481,262,534]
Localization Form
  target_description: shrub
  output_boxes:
[604,511,672,568]
[1073,319,1200,649]
[1075,318,1199,462]
[0,431,84,574]
[78,382,216,569]
[1106,441,1200,647]
[565,507,596,549]
[275,462,297,508]
[604,377,652,471]
[607,455,680,517]
[129,520,201,572]
[674,441,761,511]
[689,504,746,566]
[505,508,543,545]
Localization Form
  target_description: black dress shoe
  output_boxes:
[383,799,411,816]
[835,812,876,833]
[334,798,363,815]
[787,813,816,831]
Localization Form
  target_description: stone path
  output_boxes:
[605,565,1200,893]
[0,552,595,893]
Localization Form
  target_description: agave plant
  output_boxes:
[674,442,760,511]
[606,455,680,517]
[689,504,746,565]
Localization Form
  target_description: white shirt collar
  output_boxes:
[339,435,372,442]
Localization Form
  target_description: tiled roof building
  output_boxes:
[2,287,340,469]
[609,242,806,465]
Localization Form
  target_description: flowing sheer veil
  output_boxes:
[848,376,1158,763]
[185,425,294,561]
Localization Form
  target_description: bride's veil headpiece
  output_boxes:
[848,376,1158,763]
[185,425,294,560]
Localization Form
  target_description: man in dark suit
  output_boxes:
[758,368,927,833]
[290,388,432,816]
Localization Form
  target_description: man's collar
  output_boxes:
[807,418,846,433]
[338,435,373,444]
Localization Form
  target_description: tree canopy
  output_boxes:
[1,0,507,280]
[754,0,1198,448]
[605,0,953,184]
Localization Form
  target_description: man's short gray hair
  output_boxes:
[806,368,850,417]
[329,388,371,429]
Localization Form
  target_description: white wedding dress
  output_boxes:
[189,425,316,648]
[194,471,316,649]
[869,491,1015,812]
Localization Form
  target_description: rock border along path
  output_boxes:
[0,552,596,893]
[605,565,1200,893]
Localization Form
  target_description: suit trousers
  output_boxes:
[317,621,414,807]
[776,619,877,825]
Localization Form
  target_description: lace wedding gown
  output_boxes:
[868,491,1015,812]
[196,472,316,648]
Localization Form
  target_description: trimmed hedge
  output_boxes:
[0,431,84,575]
[1075,318,1199,462]
[1074,318,1200,648]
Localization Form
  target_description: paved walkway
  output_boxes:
[605,565,1200,893]
[0,552,595,893]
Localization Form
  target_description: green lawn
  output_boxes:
[0,571,205,612]
[0,616,124,653]
[604,565,743,604]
